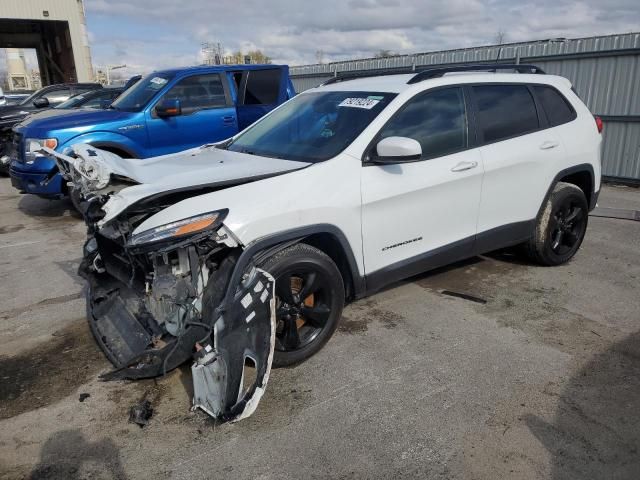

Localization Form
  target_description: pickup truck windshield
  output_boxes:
[111,73,175,112]
[227,91,396,162]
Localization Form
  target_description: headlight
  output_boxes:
[25,138,58,162]
[129,210,227,246]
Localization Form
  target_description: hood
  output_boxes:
[14,108,135,135]
[15,107,80,124]
[44,143,311,225]
[0,104,34,126]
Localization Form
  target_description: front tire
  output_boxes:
[524,182,589,266]
[259,243,345,367]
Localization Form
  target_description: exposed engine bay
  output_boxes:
[42,144,309,422]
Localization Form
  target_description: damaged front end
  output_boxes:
[46,145,280,422]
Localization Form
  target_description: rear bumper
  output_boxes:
[9,164,64,198]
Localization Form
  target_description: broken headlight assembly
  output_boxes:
[128,210,228,246]
[25,137,57,163]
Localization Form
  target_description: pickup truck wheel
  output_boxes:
[524,182,588,266]
[259,243,345,368]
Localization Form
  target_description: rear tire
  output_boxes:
[259,243,345,368]
[524,182,588,266]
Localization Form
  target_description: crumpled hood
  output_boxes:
[44,143,311,225]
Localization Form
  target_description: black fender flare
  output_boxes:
[219,224,365,312]
[536,163,598,221]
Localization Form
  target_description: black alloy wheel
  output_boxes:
[524,182,589,266]
[548,200,587,256]
[259,243,345,367]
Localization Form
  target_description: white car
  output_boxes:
[48,64,602,421]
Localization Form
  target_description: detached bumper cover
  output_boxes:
[192,269,276,422]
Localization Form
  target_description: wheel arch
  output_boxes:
[87,142,138,158]
[220,225,365,313]
[538,164,598,219]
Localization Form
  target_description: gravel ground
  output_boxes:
[0,178,638,480]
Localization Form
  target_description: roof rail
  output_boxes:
[320,68,412,86]
[407,64,545,84]
[319,63,545,87]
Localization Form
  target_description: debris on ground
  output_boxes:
[78,393,90,402]
[129,400,153,427]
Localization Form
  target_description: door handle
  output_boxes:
[222,115,236,124]
[539,140,559,150]
[450,161,478,172]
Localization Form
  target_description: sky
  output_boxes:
[81,0,639,76]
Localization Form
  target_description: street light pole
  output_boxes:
[106,64,126,85]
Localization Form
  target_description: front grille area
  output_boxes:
[11,132,24,162]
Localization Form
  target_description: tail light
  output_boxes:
[594,115,603,134]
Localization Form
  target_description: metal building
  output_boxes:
[0,0,94,85]
[290,33,640,182]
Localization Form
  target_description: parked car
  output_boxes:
[8,65,295,197]
[46,64,602,421]
[0,87,28,106]
[0,83,102,173]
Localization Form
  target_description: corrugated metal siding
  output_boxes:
[290,32,640,180]
[601,122,640,179]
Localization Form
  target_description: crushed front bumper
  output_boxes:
[82,233,276,423]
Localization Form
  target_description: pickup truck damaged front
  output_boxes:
[45,145,286,422]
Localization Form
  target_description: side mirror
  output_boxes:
[33,97,50,108]
[155,98,182,117]
[372,136,422,163]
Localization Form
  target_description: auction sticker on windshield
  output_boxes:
[150,77,168,86]
[338,97,380,109]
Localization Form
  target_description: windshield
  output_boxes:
[227,91,396,162]
[55,93,88,109]
[110,73,174,112]
[18,90,41,106]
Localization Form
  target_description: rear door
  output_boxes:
[361,86,483,283]
[472,83,565,243]
[234,67,289,130]
[145,73,238,157]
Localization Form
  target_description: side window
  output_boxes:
[243,69,281,105]
[42,88,72,105]
[473,85,539,143]
[160,74,227,113]
[533,85,576,127]
[379,87,468,159]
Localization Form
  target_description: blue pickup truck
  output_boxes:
[9,64,295,198]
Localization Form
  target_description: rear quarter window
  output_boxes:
[473,84,539,143]
[533,85,576,127]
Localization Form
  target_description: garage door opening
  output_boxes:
[0,18,78,88]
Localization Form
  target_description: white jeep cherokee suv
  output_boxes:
[48,64,602,421]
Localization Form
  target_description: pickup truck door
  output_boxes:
[360,87,483,289]
[145,73,238,157]
[232,66,290,131]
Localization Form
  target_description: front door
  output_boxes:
[361,86,484,287]
[146,73,238,157]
